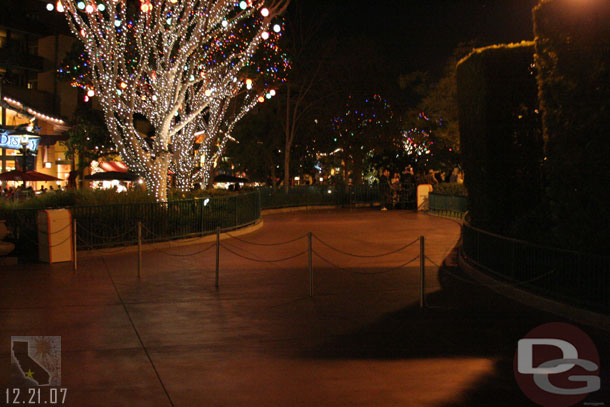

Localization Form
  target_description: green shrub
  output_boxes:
[457,42,544,233]
[0,188,240,213]
[433,183,468,196]
[0,189,156,211]
[534,0,610,253]
[167,188,236,201]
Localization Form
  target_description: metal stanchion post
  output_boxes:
[308,232,313,297]
[419,235,425,309]
[72,219,77,272]
[137,221,142,279]
[200,199,204,236]
[215,227,220,289]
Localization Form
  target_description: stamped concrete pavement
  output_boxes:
[1,209,608,406]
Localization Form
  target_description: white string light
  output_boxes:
[3,97,66,124]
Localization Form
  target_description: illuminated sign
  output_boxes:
[0,131,39,154]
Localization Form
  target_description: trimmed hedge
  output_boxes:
[456,42,544,233]
[433,182,467,197]
[0,188,235,211]
[534,0,610,253]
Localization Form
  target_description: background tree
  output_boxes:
[61,107,115,187]
[408,41,480,153]
[331,94,397,184]
[229,100,284,188]
[276,0,331,190]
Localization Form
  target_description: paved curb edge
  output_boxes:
[261,202,379,215]
[78,219,264,258]
[458,249,610,333]
[78,202,380,258]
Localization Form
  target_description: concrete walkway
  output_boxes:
[1,209,608,406]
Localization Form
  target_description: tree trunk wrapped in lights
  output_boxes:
[56,0,289,201]
[170,85,262,190]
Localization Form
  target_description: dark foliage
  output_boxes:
[457,42,544,233]
[534,0,610,253]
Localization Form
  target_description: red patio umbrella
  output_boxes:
[0,170,60,182]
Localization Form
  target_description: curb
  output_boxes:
[458,250,610,333]
[262,202,378,215]
[77,203,380,258]
[78,219,264,258]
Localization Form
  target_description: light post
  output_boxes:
[19,140,29,186]
[19,140,29,170]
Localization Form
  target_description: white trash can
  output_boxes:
[38,209,73,263]
[417,184,434,211]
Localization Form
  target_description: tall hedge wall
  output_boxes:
[534,0,610,253]
[456,42,543,233]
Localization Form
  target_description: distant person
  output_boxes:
[401,166,415,208]
[391,172,402,209]
[415,170,426,185]
[449,167,460,183]
[68,170,78,189]
[425,169,439,186]
[379,169,391,211]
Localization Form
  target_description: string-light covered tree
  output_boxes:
[401,112,458,171]
[52,0,289,201]
[172,18,290,190]
[331,94,396,184]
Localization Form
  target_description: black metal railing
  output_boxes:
[2,192,262,253]
[258,185,380,209]
[428,193,468,217]
[461,220,609,314]
[2,186,381,256]
[74,192,262,249]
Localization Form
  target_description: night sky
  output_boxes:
[310,0,540,76]
[11,0,540,78]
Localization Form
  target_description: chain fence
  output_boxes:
[66,220,439,305]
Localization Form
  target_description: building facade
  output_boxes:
[0,1,81,188]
